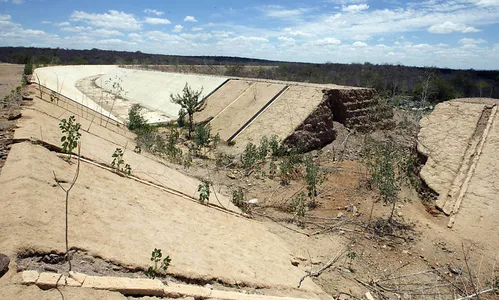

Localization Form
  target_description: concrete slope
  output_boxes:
[233,85,325,149]
[195,79,254,123]
[208,82,287,141]
[13,95,238,211]
[95,68,228,121]
[0,142,323,296]
[33,65,119,121]
[0,93,327,298]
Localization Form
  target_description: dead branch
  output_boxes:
[462,243,481,300]
[298,248,346,288]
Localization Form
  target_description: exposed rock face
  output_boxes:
[284,88,390,151]
[284,100,335,152]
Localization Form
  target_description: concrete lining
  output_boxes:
[209,82,287,141]
[95,68,229,120]
[33,65,119,121]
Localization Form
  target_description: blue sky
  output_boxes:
[1,0,499,69]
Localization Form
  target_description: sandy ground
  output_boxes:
[0,63,23,99]
[209,82,286,141]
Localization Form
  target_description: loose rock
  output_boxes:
[0,253,10,276]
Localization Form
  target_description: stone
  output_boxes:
[164,283,212,298]
[69,271,87,285]
[36,272,63,290]
[448,265,462,275]
[63,275,82,287]
[7,113,22,121]
[21,270,39,285]
[0,253,10,276]
[82,275,164,296]
[248,199,258,205]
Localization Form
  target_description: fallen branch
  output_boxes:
[298,248,346,288]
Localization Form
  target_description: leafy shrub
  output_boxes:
[240,142,258,170]
[194,124,211,149]
[360,137,402,221]
[197,181,210,204]
[177,108,187,127]
[144,248,171,279]
[304,154,322,198]
[23,61,33,75]
[59,116,81,159]
[258,136,269,160]
[288,192,307,226]
[231,187,249,213]
[128,104,149,132]
[111,148,131,175]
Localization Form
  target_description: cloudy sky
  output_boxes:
[1,0,499,69]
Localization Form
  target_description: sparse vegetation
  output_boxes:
[52,143,81,272]
[170,83,204,139]
[144,248,171,279]
[194,123,211,150]
[111,148,131,175]
[360,137,411,222]
[127,104,149,132]
[197,181,210,204]
[59,116,81,160]
[231,187,249,213]
[240,142,259,170]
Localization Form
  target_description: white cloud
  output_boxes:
[144,17,171,25]
[352,34,371,40]
[459,38,487,45]
[144,9,164,16]
[260,5,308,19]
[71,10,141,30]
[12,0,24,4]
[428,21,480,34]
[53,22,70,27]
[41,21,52,25]
[352,41,367,47]
[91,29,124,37]
[211,30,235,39]
[184,16,197,22]
[331,0,367,4]
[312,37,341,46]
[60,26,92,32]
[342,4,369,12]
[192,27,203,31]
[469,0,499,7]
[180,33,212,41]
[173,25,183,32]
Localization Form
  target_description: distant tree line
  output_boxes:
[1,46,497,103]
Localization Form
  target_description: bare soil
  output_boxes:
[0,63,26,173]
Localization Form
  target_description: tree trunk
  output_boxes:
[188,113,193,139]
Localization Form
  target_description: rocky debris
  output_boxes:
[8,113,21,120]
[448,265,462,275]
[0,253,10,276]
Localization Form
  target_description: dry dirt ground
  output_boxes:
[1,64,498,300]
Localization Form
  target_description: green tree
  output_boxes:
[170,83,204,139]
